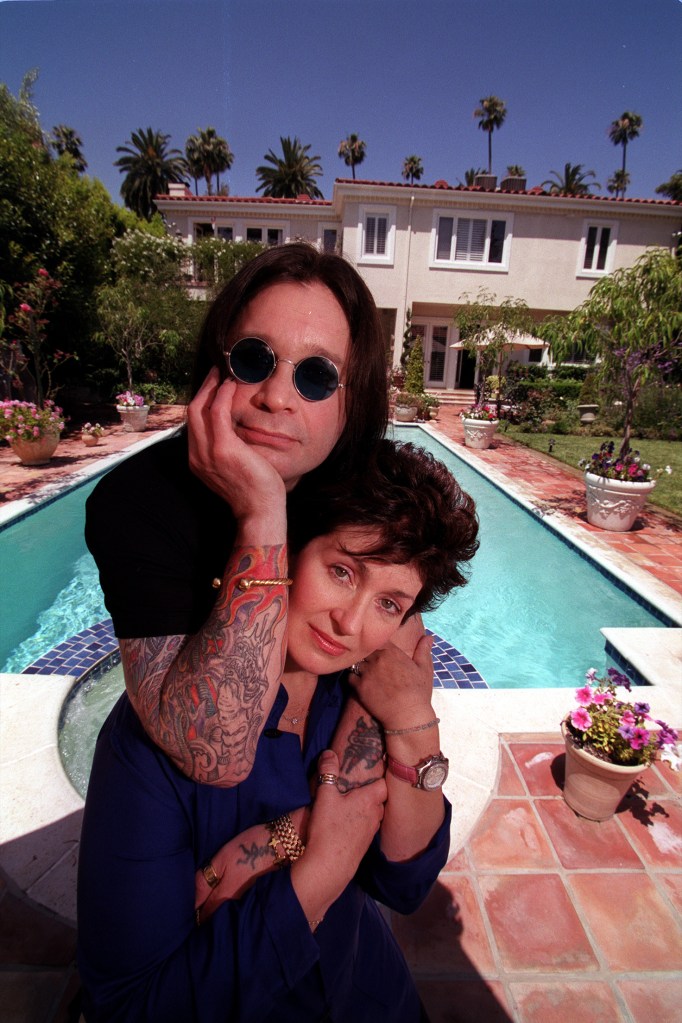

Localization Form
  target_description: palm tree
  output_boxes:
[337,133,366,180]
[51,124,87,173]
[256,136,324,198]
[607,169,630,198]
[402,155,424,185]
[115,128,187,220]
[459,167,486,186]
[185,127,233,196]
[655,170,682,202]
[541,163,601,196]
[608,111,642,191]
[473,95,507,174]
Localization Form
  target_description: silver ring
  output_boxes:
[317,772,338,786]
[350,660,366,676]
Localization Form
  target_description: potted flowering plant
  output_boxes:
[81,422,105,447]
[461,404,500,449]
[0,399,65,465]
[562,667,679,821]
[393,391,420,423]
[115,390,149,432]
[579,441,672,532]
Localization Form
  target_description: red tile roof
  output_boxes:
[156,192,332,206]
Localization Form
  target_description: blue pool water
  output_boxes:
[0,434,669,686]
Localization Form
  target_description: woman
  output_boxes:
[78,441,479,1022]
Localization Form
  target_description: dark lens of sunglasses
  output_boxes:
[229,337,274,383]
[294,358,339,401]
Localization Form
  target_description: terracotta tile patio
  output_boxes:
[1,405,680,1022]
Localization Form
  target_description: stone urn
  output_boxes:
[10,431,61,465]
[584,472,656,532]
[394,404,418,423]
[116,405,150,433]
[462,418,499,450]
[561,722,647,821]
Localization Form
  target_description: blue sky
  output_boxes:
[1,0,681,204]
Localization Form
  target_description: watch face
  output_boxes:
[421,757,449,790]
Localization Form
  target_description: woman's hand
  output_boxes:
[350,633,435,733]
[187,367,286,528]
[290,750,387,925]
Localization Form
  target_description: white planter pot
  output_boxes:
[116,405,149,433]
[394,405,418,423]
[462,418,499,450]
[584,472,656,532]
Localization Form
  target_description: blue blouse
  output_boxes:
[77,674,450,1022]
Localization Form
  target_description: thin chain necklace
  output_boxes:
[280,711,310,726]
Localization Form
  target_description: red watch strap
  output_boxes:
[386,755,419,785]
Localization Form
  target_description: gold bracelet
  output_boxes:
[238,577,293,591]
[384,717,440,736]
[266,813,305,862]
[263,821,288,868]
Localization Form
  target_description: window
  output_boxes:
[579,221,617,276]
[432,212,511,269]
[217,226,233,242]
[358,206,395,264]
[246,227,283,246]
[322,228,338,253]
[194,222,214,241]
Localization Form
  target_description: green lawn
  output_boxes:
[504,428,682,518]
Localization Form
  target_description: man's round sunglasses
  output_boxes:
[225,336,345,403]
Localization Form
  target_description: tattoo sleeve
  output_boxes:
[120,544,288,786]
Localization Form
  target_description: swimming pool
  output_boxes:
[1,431,671,685]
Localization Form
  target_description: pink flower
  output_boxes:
[571,708,592,731]
[592,690,610,704]
[38,268,49,277]
[32,426,40,436]
[629,727,650,751]
[19,303,32,313]
[620,709,636,728]
[575,685,593,706]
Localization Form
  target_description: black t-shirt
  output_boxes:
[85,431,237,638]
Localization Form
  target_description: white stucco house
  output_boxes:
[155,178,682,389]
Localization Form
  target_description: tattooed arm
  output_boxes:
[121,371,290,786]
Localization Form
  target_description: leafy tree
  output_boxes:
[655,170,682,202]
[337,133,366,180]
[457,288,534,412]
[607,169,630,198]
[115,128,187,219]
[459,167,486,186]
[473,95,507,174]
[0,76,124,375]
[608,111,642,189]
[542,249,682,458]
[542,163,600,195]
[95,230,196,393]
[256,136,323,198]
[192,238,266,299]
[185,127,233,196]
[402,155,423,185]
[51,124,87,173]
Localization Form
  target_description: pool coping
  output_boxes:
[2,665,679,928]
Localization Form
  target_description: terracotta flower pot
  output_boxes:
[116,405,149,433]
[10,431,61,465]
[561,721,647,821]
[584,472,656,532]
[462,418,499,449]
[82,434,101,447]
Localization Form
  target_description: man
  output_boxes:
[86,242,389,786]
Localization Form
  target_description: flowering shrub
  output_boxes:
[82,422,105,437]
[116,391,146,408]
[0,400,65,442]
[462,404,499,422]
[579,441,671,483]
[564,668,678,768]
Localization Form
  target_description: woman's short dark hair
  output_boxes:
[191,242,389,473]
[288,440,480,614]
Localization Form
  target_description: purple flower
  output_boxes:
[618,723,635,741]
[633,702,650,716]
[585,668,598,681]
[607,667,631,690]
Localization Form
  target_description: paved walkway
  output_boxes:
[1,406,680,1023]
